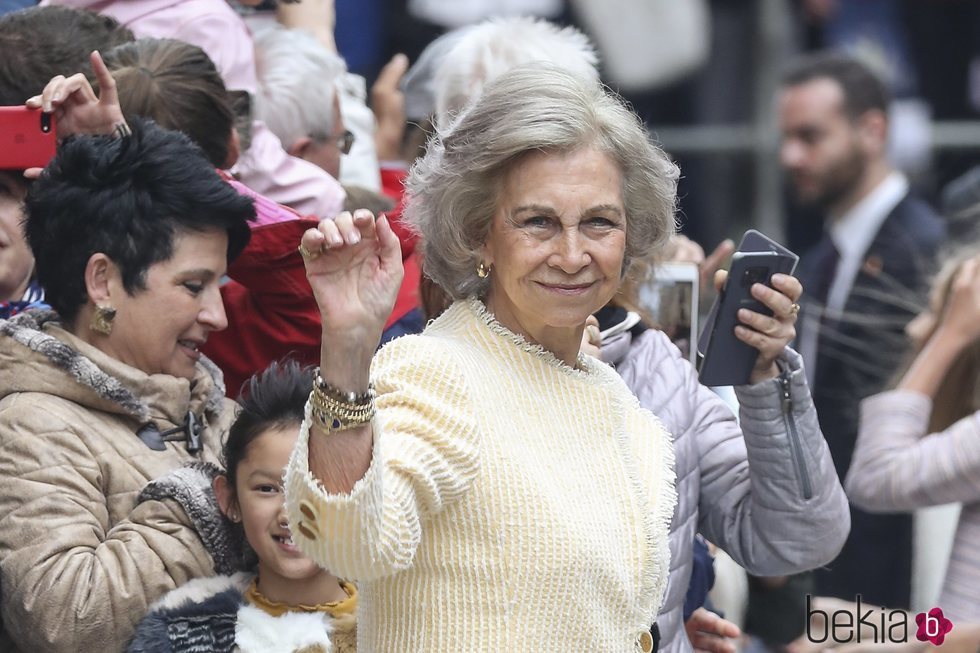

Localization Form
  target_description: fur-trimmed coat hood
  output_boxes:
[0,309,227,424]
[128,572,357,653]
[0,310,237,653]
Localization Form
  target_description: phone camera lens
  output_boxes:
[742,266,768,287]
[40,113,51,133]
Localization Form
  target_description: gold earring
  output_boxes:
[90,305,116,336]
[477,262,491,279]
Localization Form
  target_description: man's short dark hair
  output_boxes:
[781,51,890,121]
[24,118,255,324]
[0,5,134,105]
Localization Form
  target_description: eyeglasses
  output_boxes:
[335,130,355,155]
[313,129,355,155]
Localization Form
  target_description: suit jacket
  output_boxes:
[797,192,946,609]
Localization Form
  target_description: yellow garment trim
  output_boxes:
[244,578,358,619]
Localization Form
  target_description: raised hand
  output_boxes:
[371,53,409,162]
[935,254,980,350]
[662,234,735,296]
[26,50,127,139]
[299,209,404,346]
[714,269,803,383]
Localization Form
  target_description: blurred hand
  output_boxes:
[580,314,601,358]
[684,608,741,653]
[714,269,803,383]
[935,255,980,350]
[803,0,838,23]
[371,53,409,162]
[664,234,706,265]
[663,235,735,294]
[299,209,403,343]
[700,239,735,291]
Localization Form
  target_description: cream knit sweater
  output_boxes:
[285,299,676,652]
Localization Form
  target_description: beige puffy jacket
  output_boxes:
[0,310,236,652]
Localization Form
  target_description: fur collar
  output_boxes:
[0,309,226,423]
[235,604,334,653]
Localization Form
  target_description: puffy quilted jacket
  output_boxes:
[0,310,234,652]
[603,326,849,653]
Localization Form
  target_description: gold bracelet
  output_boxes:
[313,367,375,405]
[308,386,375,434]
[309,389,374,421]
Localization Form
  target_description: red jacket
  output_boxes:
[203,171,420,395]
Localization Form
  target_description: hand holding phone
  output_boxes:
[24,50,126,142]
[0,107,56,170]
[698,230,801,386]
[636,262,700,365]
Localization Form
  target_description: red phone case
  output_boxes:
[0,106,57,170]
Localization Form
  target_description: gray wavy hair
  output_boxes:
[403,64,679,300]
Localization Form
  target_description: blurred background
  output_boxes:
[337,0,980,257]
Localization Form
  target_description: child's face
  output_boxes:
[235,425,329,592]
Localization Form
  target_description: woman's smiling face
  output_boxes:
[481,147,626,353]
[98,228,229,380]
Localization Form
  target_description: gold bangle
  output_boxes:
[308,386,375,434]
[313,368,375,405]
[309,390,374,421]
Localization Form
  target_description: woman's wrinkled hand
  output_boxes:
[25,50,126,140]
[299,209,403,345]
[715,269,803,383]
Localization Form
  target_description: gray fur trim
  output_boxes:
[1,309,149,421]
[2,309,227,422]
[196,355,228,416]
[138,462,245,575]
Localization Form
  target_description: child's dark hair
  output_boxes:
[224,360,314,492]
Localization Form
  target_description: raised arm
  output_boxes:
[284,211,480,580]
[296,210,402,492]
[847,256,980,510]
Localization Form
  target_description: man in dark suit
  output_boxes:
[779,52,946,609]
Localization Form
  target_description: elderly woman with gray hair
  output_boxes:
[284,65,683,652]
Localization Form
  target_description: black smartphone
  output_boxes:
[698,231,798,386]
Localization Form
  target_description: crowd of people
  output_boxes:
[1,2,979,653]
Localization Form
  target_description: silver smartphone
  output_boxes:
[636,262,700,365]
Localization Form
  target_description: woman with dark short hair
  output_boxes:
[0,118,254,653]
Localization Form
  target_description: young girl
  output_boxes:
[128,362,356,653]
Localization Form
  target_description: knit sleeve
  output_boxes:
[284,336,481,581]
[846,390,980,511]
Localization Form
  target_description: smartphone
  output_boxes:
[698,231,798,386]
[0,107,56,170]
[636,262,700,365]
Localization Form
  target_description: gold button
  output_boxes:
[299,500,317,521]
[297,521,317,540]
[638,630,653,653]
